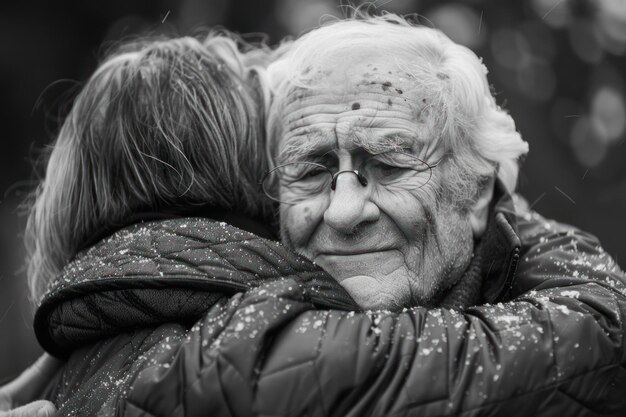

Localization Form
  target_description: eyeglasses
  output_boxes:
[261,151,441,204]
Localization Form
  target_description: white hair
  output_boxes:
[265,14,529,198]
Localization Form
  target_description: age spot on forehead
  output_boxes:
[351,102,361,110]
[382,81,392,91]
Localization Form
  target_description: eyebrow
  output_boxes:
[353,131,419,154]
[277,129,336,164]
[381,132,418,149]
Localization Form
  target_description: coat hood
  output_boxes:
[34,217,358,358]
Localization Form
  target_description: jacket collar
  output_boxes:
[478,180,522,303]
[77,206,277,253]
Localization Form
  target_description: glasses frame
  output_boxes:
[261,150,442,204]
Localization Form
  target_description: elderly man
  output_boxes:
[263,15,528,311]
[3,15,626,417]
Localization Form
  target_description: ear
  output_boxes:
[469,175,496,238]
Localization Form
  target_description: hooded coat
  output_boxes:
[36,190,626,417]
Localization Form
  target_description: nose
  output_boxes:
[324,171,380,234]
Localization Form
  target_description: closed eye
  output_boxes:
[367,160,408,180]
[278,163,330,183]
[302,165,327,178]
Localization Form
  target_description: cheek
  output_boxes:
[280,202,325,251]
[375,187,436,236]
[302,205,314,223]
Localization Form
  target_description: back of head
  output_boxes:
[26,35,270,303]
[267,14,529,205]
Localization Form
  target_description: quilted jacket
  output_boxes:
[35,192,626,416]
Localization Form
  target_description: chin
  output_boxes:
[336,274,411,311]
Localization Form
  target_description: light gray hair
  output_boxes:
[25,35,271,304]
[265,14,529,205]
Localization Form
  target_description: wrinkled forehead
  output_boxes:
[276,60,444,160]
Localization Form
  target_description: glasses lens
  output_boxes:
[262,162,331,203]
[360,151,433,189]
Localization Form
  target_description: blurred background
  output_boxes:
[1,0,625,383]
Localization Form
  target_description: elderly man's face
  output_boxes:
[276,62,480,310]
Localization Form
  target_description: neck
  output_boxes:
[438,244,484,309]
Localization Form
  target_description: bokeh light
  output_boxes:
[531,0,573,28]
[595,0,626,55]
[569,18,604,63]
[276,0,339,34]
[550,98,584,145]
[427,3,486,49]
[517,56,556,101]
[519,20,556,63]
[491,29,532,70]
[590,85,626,143]
[570,115,609,167]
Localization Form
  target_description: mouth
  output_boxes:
[313,249,403,280]
[314,248,397,257]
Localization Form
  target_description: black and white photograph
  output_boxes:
[1,1,625,416]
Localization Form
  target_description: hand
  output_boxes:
[0,354,61,416]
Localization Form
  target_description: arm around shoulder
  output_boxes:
[128,264,626,417]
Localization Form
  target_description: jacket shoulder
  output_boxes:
[511,193,625,296]
[48,323,188,417]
